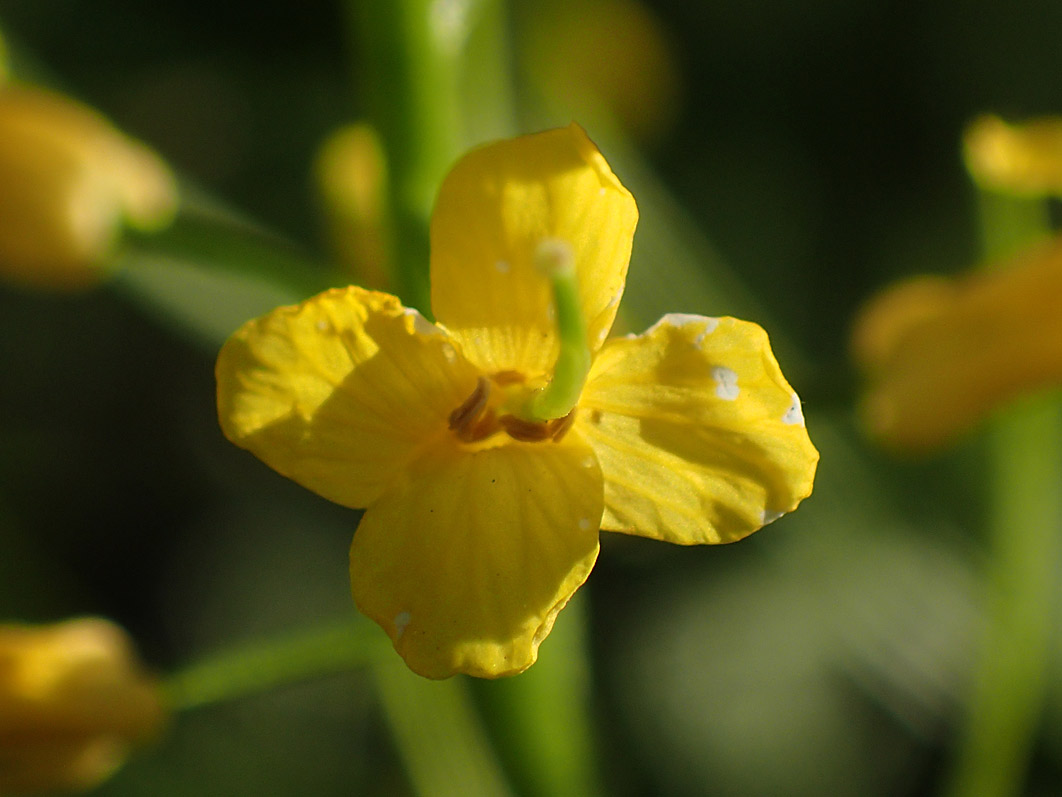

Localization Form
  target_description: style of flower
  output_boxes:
[216,124,818,679]
[0,618,166,794]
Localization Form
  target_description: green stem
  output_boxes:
[345,0,464,315]
[162,620,386,712]
[115,191,338,348]
[475,594,603,797]
[373,663,514,797]
[944,190,1062,797]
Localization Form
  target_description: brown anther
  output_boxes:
[499,414,553,442]
[492,370,526,386]
[549,409,577,442]
[464,409,500,442]
[449,377,490,441]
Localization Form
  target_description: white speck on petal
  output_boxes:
[394,611,412,639]
[712,366,739,400]
[647,313,719,346]
[403,308,445,337]
[495,259,510,274]
[316,319,330,332]
[762,509,786,526]
[598,186,607,196]
[442,343,457,362]
[782,393,805,426]
[547,303,556,321]
[578,517,593,531]
[606,292,622,310]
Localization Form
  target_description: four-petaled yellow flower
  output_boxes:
[216,125,818,679]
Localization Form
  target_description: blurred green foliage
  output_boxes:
[4,1,1062,795]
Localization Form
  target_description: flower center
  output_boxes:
[448,374,576,445]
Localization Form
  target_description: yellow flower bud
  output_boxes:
[314,123,393,291]
[964,114,1062,197]
[0,617,167,794]
[0,85,177,290]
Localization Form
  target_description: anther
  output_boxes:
[549,409,576,442]
[449,377,490,440]
[499,415,553,442]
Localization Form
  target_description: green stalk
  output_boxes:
[944,191,1061,797]
[344,0,464,315]
[162,620,386,711]
[116,193,337,348]
[373,663,514,797]
[475,595,603,797]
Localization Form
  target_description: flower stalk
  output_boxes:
[344,0,463,314]
[944,188,1062,797]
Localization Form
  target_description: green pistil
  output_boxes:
[527,239,591,422]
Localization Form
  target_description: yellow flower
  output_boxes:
[0,84,177,290]
[964,114,1062,197]
[851,238,1062,452]
[0,618,166,794]
[216,125,818,679]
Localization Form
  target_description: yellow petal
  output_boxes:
[577,314,818,544]
[850,274,956,374]
[216,286,481,508]
[350,435,603,679]
[855,238,1062,451]
[430,124,637,377]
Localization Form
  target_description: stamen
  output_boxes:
[499,414,554,442]
[448,377,490,441]
[492,370,525,386]
[549,409,577,442]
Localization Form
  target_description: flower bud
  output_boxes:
[0,617,167,794]
[964,114,1062,197]
[314,123,393,290]
[0,85,177,290]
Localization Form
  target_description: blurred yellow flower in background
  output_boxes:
[520,0,681,142]
[216,125,817,679]
[853,113,1062,453]
[0,83,177,290]
[314,123,393,291]
[0,618,166,794]
[964,114,1062,197]
[852,238,1062,452]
